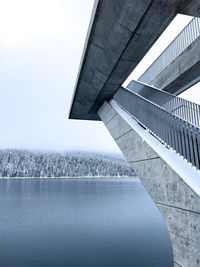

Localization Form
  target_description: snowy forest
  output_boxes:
[0,149,135,178]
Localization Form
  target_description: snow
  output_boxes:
[0,149,135,178]
[110,99,200,196]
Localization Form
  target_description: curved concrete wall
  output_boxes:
[98,100,200,267]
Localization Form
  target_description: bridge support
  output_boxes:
[98,101,200,267]
[146,36,200,95]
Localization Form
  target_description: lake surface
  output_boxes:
[0,178,173,267]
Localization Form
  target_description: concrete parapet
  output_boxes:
[98,100,200,267]
[149,36,200,95]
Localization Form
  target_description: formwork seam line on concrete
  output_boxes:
[174,260,182,267]
[156,201,200,216]
[105,113,118,126]
[130,157,160,164]
[114,129,133,141]
[170,230,200,245]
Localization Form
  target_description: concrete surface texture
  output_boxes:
[178,0,200,17]
[98,101,200,267]
[147,36,200,95]
[69,0,200,121]
[69,1,200,263]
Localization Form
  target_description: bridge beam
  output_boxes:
[147,36,200,95]
[178,0,200,18]
[69,0,181,120]
[69,0,200,121]
[98,100,200,267]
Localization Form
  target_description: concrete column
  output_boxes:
[98,100,200,267]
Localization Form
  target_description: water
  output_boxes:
[0,178,173,267]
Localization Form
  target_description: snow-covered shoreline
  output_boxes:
[0,176,136,179]
[0,149,135,178]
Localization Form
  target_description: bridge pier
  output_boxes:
[98,101,200,267]
[68,1,200,265]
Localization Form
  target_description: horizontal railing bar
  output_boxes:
[113,85,200,170]
[128,80,200,129]
[139,17,200,84]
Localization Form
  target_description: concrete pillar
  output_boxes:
[98,100,200,267]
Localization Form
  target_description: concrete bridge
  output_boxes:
[69,1,200,266]
[139,17,200,95]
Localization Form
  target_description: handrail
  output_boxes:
[113,85,200,170]
[139,17,200,84]
[128,80,200,129]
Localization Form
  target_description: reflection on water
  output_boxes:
[0,178,173,267]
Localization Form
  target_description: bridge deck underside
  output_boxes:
[69,0,200,121]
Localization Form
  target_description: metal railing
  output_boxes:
[139,17,200,84]
[113,83,200,170]
[128,80,200,128]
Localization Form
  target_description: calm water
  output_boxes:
[0,178,173,267]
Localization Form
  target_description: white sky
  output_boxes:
[0,1,198,153]
[0,0,121,153]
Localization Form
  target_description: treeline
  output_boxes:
[0,149,135,178]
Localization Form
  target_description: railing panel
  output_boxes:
[113,86,200,170]
[139,18,200,84]
[128,80,200,129]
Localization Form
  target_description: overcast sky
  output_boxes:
[0,0,198,153]
[0,0,122,153]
